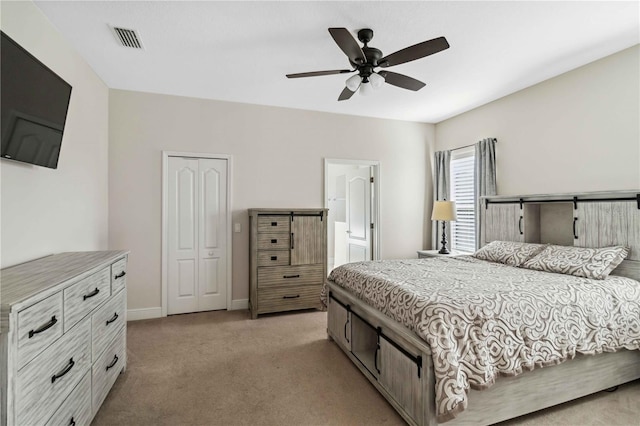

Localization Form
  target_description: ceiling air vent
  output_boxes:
[111,26,144,49]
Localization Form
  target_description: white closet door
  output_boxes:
[168,157,228,315]
[345,167,371,263]
[197,159,227,311]
[168,157,200,314]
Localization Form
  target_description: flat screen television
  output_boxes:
[1,31,72,169]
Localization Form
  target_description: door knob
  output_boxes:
[208,251,214,256]
[346,230,352,234]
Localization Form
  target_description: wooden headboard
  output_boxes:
[480,190,640,282]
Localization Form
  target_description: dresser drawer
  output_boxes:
[257,215,290,233]
[257,250,290,267]
[258,265,324,288]
[111,257,127,294]
[257,284,323,313]
[92,326,126,412]
[64,267,111,332]
[92,289,126,361]
[17,292,63,370]
[257,233,290,250]
[16,319,91,426]
[45,370,92,426]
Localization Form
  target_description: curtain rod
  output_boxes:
[450,140,498,152]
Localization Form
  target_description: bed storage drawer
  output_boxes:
[16,319,91,426]
[17,292,64,370]
[257,250,290,267]
[111,257,127,294]
[45,370,92,426]
[91,289,126,361]
[327,294,351,352]
[92,326,126,412]
[257,284,322,313]
[257,265,323,288]
[257,233,290,250]
[257,215,290,233]
[64,267,111,332]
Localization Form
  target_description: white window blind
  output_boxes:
[450,151,475,253]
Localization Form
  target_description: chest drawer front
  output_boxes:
[257,233,290,250]
[111,257,127,294]
[257,284,323,313]
[92,289,126,361]
[258,264,324,288]
[64,267,111,332]
[17,319,91,426]
[257,215,290,233]
[45,370,92,426]
[92,326,126,412]
[17,292,64,370]
[257,250,290,267]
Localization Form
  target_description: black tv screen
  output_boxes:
[1,31,72,169]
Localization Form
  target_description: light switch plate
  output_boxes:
[234,223,241,233]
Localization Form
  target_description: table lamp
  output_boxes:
[431,201,457,254]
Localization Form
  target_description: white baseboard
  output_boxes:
[230,299,248,310]
[127,307,162,321]
[128,301,247,320]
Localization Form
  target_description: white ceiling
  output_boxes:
[34,1,639,123]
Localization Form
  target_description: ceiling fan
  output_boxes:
[286,28,450,101]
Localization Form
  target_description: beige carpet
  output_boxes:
[93,310,640,426]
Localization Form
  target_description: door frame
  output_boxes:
[323,158,380,262]
[161,151,233,317]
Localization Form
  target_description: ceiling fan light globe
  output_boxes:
[359,81,374,96]
[369,72,385,89]
[345,74,362,92]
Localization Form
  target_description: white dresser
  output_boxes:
[0,251,129,426]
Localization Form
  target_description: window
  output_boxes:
[450,149,475,253]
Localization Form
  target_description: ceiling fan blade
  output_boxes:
[329,28,365,64]
[286,69,353,78]
[378,71,426,91]
[338,87,355,101]
[379,36,449,68]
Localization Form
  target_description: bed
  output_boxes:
[324,191,640,425]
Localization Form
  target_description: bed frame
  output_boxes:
[326,190,640,425]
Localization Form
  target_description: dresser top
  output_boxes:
[1,251,128,332]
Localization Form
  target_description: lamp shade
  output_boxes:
[345,74,361,91]
[369,72,385,89]
[359,81,373,96]
[431,201,457,221]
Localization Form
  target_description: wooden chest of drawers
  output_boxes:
[249,209,327,319]
[1,251,128,426]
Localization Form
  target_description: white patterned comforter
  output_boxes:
[326,256,640,422]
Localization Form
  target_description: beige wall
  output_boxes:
[0,1,109,268]
[435,45,640,195]
[108,90,434,310]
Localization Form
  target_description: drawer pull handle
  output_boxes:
[106,313,119,325]
[29,315,57,338]
[271,239,277,244]
[83,288,100,300]
[51,358,75,383]
[283,274,300,279]
[270,256,277,261]
[271,221,278,226]
[283,295,300,299]
[106,354,119,371]
[69,417,76,426]
[114,271,126,279]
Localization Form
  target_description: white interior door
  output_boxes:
[345,167,372,263]
[168,157,227,315]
